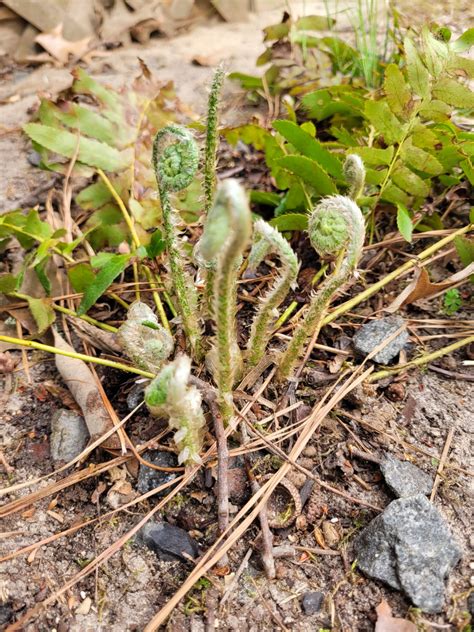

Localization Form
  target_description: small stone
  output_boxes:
[138,521,199,562]
[353,316,409,364]
[302,446,317,458]
[354,494,462,613]
[50,409,89,464]
[0,603,13,626]
[75,597,92,615]
[301,591,324,615]
[380,454,433,498]
[126,382,146,411]
[137,451,179,497]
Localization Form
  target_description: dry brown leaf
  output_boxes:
[67,317,122,354]
[52,329,120,449]
[375,600,417,632]
[35,24,92,64]
[386,263,474,313]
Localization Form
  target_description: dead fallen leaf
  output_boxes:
[35,24,92,64]
[0,351,17,373]
[68,317,122,354]
[386,263,474,313]
[375,600,417,632]
[52,329,120,449]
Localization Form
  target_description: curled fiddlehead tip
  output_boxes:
[145,354,205,465]
[117,301,174,374]
[343,153,366,201]
[308,194,364,257]
[197,179,251,263]
[152,124,199,193]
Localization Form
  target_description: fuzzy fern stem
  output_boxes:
[343,153,366,201]
[145,354,206,466]
[204,66,225,213]
[278,194,365,381]
[245,219,300,368]
[196,179,252,424]
[152,125,201,355]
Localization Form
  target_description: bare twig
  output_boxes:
[430,427,455,501]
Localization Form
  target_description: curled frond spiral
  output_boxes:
[278,194,365,381]
[343,153,366,201]
[152,125,199,193]
[196,179,252,424]
[145,354,205,466]
[246,219,300,368]
[152,125,201,355]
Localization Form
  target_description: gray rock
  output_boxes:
[355,494,462,613]
[301,591,324,615]
[353,316,409,364]
[467,592,474,619]
[138,521,199,562]
[380,454,433,498]
[50,409,89,463]
[137,450,179,497]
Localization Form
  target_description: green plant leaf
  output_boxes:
[277,155,336,195]
[384,64,412,118]
[400,144,444,175]
[263,22,290,41]
[68,263,96,293]
[23,123,132,172]
[146,230,165,258]
[273,120,343,178]
[76,181,113,210]
[27,296,55,334]
[392,165,430,197]
[349,146,394,166]
[77,254,130,315]
[364,100,404,144]
[454,236,474,266]
[0,273,19,293]
[450,28,474,53]
[396,204,413,242]
[295,15,334,30]
[228,72,263,90]
[404,36,430,98]
[269,213,308,232]
[460,158,474,186]
[249,190,281,207]
[432,78,474,109]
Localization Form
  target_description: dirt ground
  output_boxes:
[1,1,473,630]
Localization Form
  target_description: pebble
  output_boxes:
[380,454,433,498]
[302,446,317,458]
[353,316,409,364]
[138,521,199,562]
[355,494,462,613]
[50,409,89,464]
[301,591,324,615]
[75,597,92,615]
[137,450,179,497]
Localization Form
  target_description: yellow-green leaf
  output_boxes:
[27,297,55,334]
[404,36,430,98]
[432,78,474,109]
[384,64,412,118]
[396,204,413,242]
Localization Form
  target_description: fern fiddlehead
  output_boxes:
[204,66,225,213]
[145,354,205,466]
[245,219,300,368]
[278,193,365,381]
[196,179,252,425]
[152,125,201,355]
[343,153,366,201]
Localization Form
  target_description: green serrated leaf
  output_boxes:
[381,182,411,205]
[249,190,281,207]
[23,123,132,172]
[432,78,474,109]
[269,213,308,232]
[76,181,113,210]
[404,36,430,98]
[34,259,51,294]
[392,165,431,197]
[396,204,413,242]
[273,120,343,178]
[277,155,337,196]
[78,254,130,315]
[400,144,444,175]
[364,100,404,144]
[460,158,474,185]
[27,296,55,334]
[349,146,394,166]
[384,64,412,118]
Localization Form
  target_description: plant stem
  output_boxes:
[204,66,225,213]
[0,335,154,379]
[368,334,474,382]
